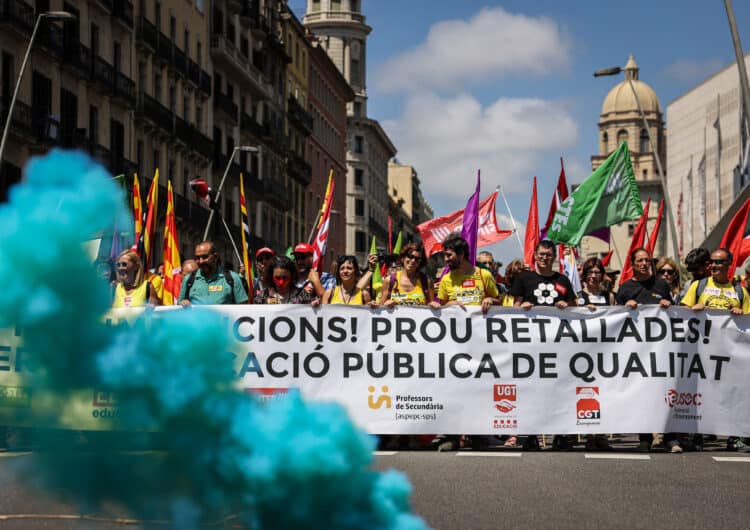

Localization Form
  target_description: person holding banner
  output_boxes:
[322,255,371,305]
[379,244,433,307]
[255,256,320,306]
[293,243,326,299]
[577,258,615,309]
[655,257,682,302]
[500,259,526,307]
[112,250,160,308]
[510,240,576,310]
[430,234,499,314]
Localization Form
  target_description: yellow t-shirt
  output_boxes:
[681,277,750,313]
[438,267,499,305]
[112,281,149,308]
[388,271,427,306]
[330,286,365,305]
[148,273,164,303]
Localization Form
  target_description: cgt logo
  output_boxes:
[494,384,517,413]
[368,385,392,409]
[576,386,600,421]
[665,389,702,408]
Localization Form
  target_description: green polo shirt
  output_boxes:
[178,266,248,304]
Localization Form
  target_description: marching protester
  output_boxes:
[379,244,433,307]
[323,255,371,305]
[179,241,249,306]
[255,256,320,306]
[112,250,160,308]
[253,247,275,293]
[499,259,525,306]
[293,243,327,299]
[510,240,576,450]
[655,257,682,303]
[578,257,615,309]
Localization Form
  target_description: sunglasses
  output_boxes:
[586,269,603,275]
[195,254,212,260]
[115,261,129,268]
[404,254,422,262]
[658,269,676,275]
[710,259,729,265]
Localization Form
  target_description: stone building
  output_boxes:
[387,161,433,246]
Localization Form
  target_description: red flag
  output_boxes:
[619,198,651,285]
[388,215,393,254]
[162,181,182,305]
[142,169,159,270]
[132,173,143,248]
[524,176,540,268]
[646,199,664,256]
[719,197,750,278]
[312,170,335,273]
[417,192,512,257]
[541,158,569,239]
[601,249,614,267]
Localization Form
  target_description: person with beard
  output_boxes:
[178,241,248,306]
[510,240,576,310]
[429,234,499,314]
[112,250,160,308]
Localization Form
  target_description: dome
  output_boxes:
[601,55,661,115]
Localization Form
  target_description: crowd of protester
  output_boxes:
[101,234,750,453]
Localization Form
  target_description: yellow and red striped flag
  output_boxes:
[162,180,181,305]
[312,169,335,273]
[132,173,143,249]
[143,169,159,270]
[240,173,254,295]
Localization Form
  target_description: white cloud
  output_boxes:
[374,6,571,94]
[662,58,724,84]
[383,92,579,206]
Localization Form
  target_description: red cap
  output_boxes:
[255,247,275,258]
[294,243,314,255]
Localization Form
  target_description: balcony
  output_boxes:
[304,11,365,24]
[174,189,210,228]
[174,115,192,145]
[213,92,238,122]
[173,45,188,77]
[0,100,34,139]
[210,33,270,100]
[64,43,92,80]
[37,20,64,61]
[156,32,173,65]
[191,129,213,160]
[93,55,114,88]
[0,0,34,36]
[135,92,173,136]
[200,70,212,97]
[187,59,200,87]
[135,16,157,51]
[287,96,313,134]
[239,1,260,25]
[112,0,133,29]
[240,111,264,139]
[262,178,290,210]
[287,150,312,186]
[32,109,60,145]
[114,71,136,106]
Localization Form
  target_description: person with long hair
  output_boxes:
[500,259,526,306]
[378,243,433,307]
[112,250,160,308]
[254,256,319,305]
[655,256,682,302]
[323,255,371,305]
[578,257,615,309]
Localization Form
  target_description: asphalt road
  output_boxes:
[0,443,749,530]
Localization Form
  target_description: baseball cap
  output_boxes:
[255,247,275,258]
[294,243,314,255]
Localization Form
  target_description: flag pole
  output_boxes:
[219,214,243,266]
[498,185,524,256]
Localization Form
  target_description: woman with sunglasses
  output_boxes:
[323,255,372,305]
[112,250,160,308]
[379,243,433,307]
[655,257,682,302]
[578,257,615,310]
[254,256,320,305]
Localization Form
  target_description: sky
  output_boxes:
[291,1,750,265]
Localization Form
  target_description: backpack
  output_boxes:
[185,270,236,304]
[693,277,744,304]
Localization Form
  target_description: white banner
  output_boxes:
[212,305,750,436]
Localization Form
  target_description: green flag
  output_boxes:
[369,236,382,291]
[393,231,403,255]
[285,246,294,258]
[547,142,642,245]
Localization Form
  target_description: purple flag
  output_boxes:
[461,171,481,265]
[587,226,611,244]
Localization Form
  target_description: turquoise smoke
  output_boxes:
[0,149,428,530]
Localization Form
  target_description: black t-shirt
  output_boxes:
[615,277,673,305]
[577,289,612,306]
[509,270,576,306]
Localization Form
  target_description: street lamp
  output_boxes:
[594,63,681,261]
[0,11,77,165]
[202,145,259,240]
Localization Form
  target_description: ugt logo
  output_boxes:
[576,386,600,421]
[368,385,392,409]
[494,384,517,413]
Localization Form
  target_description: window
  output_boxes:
[196,105,202,130]
[153,149,161,175]
[184,30,189,55]
[355,199,364,217]
[153,68,162,101]
[113,42,121,72]
[137,139,143,173]
[350,57,360,86]
[354,168,363,186]
[183,95,190,119]
[617,129,628,145]
[331,0,341,11]
[628,223,635,237]
[355,231,367,253]
[90,23,99,56]
[354,135,363,154]
[639,129,649,153]
[197,41,202,67]
[602,131,608,147]
[89,105,98,146]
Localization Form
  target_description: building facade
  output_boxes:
[666,53,750,254]
[387,161,433,245]
[303,0,397,263]
[583,55,670,269]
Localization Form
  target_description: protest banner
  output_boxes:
[1,306,749,436]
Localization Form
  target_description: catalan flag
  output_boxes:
[143,169,159,270]
[240,173,254,295]
[132,173,143,249]
[162,180,181,305]
[311,169,335,273]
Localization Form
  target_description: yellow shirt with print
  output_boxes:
[438,267,499,305]
[681,277,750,313]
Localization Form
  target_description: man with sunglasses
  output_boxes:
[178,241,249,306]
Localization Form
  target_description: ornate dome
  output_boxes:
[601,55,661,115]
